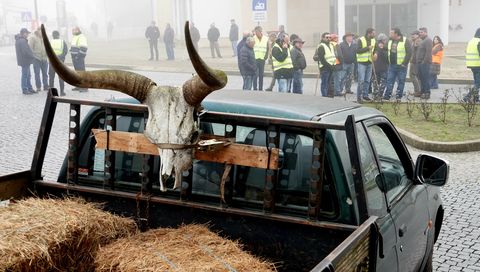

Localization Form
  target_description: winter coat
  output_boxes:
[338,41,357,64]
[291,46,306,70]
[237,37,247,70]
[229,24,239,41]
[239,45,257,76]
[207,27,220,42]
[145,26,160,40]
[15,35,35,66]
[28,34,47,61]
[271,42,293,79]
[374,43,388,74]
[190,27,200,43]
[163,27,174,44]
[417,36,433,64]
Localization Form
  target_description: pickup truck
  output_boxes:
[0,89,448,271]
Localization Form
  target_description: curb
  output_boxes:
[396,127,480,153]
[79,63,475,85]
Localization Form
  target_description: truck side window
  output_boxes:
[356,123,387,217]
[366,125,410,204]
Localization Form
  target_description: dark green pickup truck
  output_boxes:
[0,89,448,271]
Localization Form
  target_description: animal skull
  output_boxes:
[41,22,227,191]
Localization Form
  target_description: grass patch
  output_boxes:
[364,102,480,142]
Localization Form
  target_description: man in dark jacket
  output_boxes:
[291,38,306,94]
[409,30,422,97]
[272,34,294,92]
[383,28,413,100]
[237,32,251,75]
[15,28,35,95]
[229,19,239,57]
[163,23,175,60]
[48,30,68,96]
[145,21,160,61]
[313,32,336,97]
[372,34,389,99]
[337,32,356,94]
[417,27,433,99]
[239,37,257,90]
[189,22,201,51]
[207,23,222,58]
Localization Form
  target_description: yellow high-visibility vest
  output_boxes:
[356,36,376,63]
[254,35,268,60]
[388,37,407,64]
[317,42,336,69]
[71,34,88,48]
[51,39,64,56]
[272,43,293,71]
[466,37,480,67]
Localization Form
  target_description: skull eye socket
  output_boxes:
[190,131,200,144]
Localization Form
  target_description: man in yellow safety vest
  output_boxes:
[48,30,68,96]
[313,32,336,97]
[253,26,268,90]
[465,27,480,101]
[382,28,412,101]
[271,33,294,92]
[356,28,376,103]
[70,26,88,92]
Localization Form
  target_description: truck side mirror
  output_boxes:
[415,154,449,186]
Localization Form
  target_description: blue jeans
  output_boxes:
[292,69,303,94]
[33,58,48,90]
[253,59,265,90]
[231,40,238,56]
[20,64,33,92]
[374,71,387,98]
[277,78,292,93]
[165,43,175,60]
[383,64,407,99]
[334,69,342,95]
[473,67,480,90]
[242,75,254,90]
[357,63,372,99]
[430,74,438,89]
[320,68,333,97]
[418,63,431,94]
[340,63,354,93]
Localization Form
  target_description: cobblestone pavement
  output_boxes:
[0,48,479,271]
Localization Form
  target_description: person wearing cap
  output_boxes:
[313,32,336,97]
[409,30,422,97]
[383,28,412,101]
[337,32,356,95]
[239,36,257,90]
[48,30,68,96]
[356,28,376,102]
[70,26,88,92]
[253,26,268,91]
[271,34,294,92]
[291,38,306,94]
[29,29,49,92]
[417,27,433,99]
[15,28,35,94]
[229,19,239,57]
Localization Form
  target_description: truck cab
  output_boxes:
[1,89,448,271]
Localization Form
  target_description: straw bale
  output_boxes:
[0,198,136,272]
[96,224,275,272]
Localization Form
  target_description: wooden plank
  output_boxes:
[92,129,279,169]
[0,171,29,199]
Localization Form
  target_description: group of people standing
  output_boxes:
[145,21,175,61]
[15,26,88,96]
[314,26,444,102]
[237,25,307,94]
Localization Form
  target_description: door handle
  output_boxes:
[399,224,407,237]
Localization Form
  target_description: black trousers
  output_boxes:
[253,59,265,90]
[72,55,86,71]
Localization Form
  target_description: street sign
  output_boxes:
[252,0,267,11]
[252,0,267,22]
[21,12,32,22]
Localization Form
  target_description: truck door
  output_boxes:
[363,118,430,272]
[345,116,398,271]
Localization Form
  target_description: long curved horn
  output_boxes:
[182,21,227,106]
[41,24,155,102]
